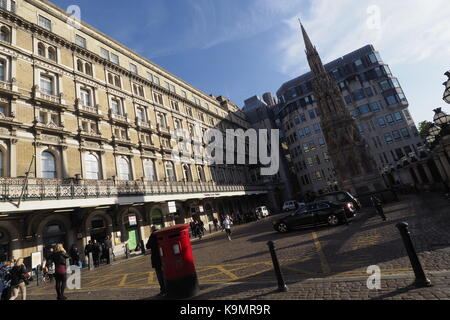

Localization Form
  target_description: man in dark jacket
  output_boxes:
[146,226,165,296]
[92,240,101,267]
[371,195,387,221]
[69,245,80,267]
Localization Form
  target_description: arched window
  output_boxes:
[37,42,45,57]
[48,47,56,61]
[117,156,131,181]
[143,159,155,181]
[76,59,83,72]
[165,161,176,182]
[41,151,56,178]
[0,26,10,43]
[183,164,192,182]
[85,63,92,76]
[197,166,206,182]
[85,153,100,180]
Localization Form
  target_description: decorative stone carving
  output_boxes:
[301,24,384,193]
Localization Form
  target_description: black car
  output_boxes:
[315,191,362,211]
[273,201,356,233]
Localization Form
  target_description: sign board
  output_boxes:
[31,252,42,269]
[199,206,204,213]
[168,201,177,213]
[128,215,137,226]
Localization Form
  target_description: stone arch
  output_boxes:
[83,210,114,244]
[36,213,73,252]
[147,205,165,230]
[0,221,19,261]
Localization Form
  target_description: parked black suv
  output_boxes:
[273,201,356,233]
[315,191,362,211]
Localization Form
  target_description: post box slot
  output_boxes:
[169,233,181,239]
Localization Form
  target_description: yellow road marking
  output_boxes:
[118,274,129,286]
[312,232,331,274]
[147,271,154,285]
[216,266,239,280]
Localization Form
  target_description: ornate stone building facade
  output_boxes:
[0,0,269,263]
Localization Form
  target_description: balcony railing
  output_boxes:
[0,80,12,91]
[136,118,154,131]
[0,179,268,203]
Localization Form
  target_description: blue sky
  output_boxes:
[49,0,450,123]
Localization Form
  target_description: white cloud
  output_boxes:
[276,0,450,76]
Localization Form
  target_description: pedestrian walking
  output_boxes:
[92,240,101,267]
[196,220,204,240]
[146,226,166,296]
[84,240,93,266]
[9,258,29,300]
[223,215,233,241]
[50,244,70,300]
[0,261,12,300]
[190,221,197,238]
[69,244,80,268]
[104,236,114,263]
[370,195,387,221]
[213,218,219,231]
[43,248,55,283]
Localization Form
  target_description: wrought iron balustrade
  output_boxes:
[0,179,267,202]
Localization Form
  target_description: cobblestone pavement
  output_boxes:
[26,192,450,300]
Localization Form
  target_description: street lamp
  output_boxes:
[428,124,442,137]
[433,108,450,127]
[443,72,450,104]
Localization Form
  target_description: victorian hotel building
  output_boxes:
[276,45,424,196]
[0,0,269,263]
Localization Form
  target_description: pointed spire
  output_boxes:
[299,19,315,54]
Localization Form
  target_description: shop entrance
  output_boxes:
[42,223,67,249]
[90,216,108,244]
[150,209,164,230]
[124,213,139,251]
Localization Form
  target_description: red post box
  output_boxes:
[155,224,199,298]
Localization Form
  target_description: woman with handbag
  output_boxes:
[9,258,28,300]
[50,244,70,300]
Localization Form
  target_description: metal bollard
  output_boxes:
[267,241,288,292]
[125,243,129,259]
[65,258,71,273]
[88,252,94,270]
[396,222,432,287]
[108,248,113,265]
[36,265,41,287]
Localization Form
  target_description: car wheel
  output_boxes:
[327,215,339,226]
[277,223,289,233]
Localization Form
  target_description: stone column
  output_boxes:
[422,164,434,184]
[433,156,449,181]
[439,154,450,180]
[412,166,423,184]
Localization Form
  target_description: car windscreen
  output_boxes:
[317,195,337,202]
